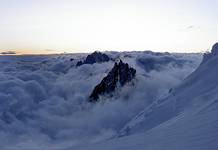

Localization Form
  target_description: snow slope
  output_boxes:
[71,101,218,150]
[66,47,218,150]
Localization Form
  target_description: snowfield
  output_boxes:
[0,51,203,150]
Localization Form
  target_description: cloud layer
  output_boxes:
[0,52,202,149]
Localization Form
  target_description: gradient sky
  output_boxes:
[0,0,218,54]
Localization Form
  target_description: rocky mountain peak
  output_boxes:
[76,51,110,66]
[202,43,218,64]
[89,60,136,102]
[211,43,218,54]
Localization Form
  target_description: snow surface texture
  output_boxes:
[68,46,218,150]
[0,52,201,150]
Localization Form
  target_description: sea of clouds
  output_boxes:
[0,52,202,150]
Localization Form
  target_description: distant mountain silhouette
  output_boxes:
[76,51,110,66]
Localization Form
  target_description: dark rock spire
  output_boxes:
[89,60,136,102]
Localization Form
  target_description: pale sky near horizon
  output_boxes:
[0,0,218,54]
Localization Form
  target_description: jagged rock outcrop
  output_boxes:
[211,43,218,53]
[89,60,136,102]
[202,43,218,64]
[76,51,110,66]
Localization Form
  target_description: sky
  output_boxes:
[0,0,218,54]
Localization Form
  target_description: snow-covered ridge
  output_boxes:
[119,44,218,136]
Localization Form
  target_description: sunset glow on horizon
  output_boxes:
[0,0,218,54]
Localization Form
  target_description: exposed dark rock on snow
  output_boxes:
[89,60,136,102]
[76,51,110,66]
[76,60,83,66]
[212,43,218,53]
[202,43,218,64]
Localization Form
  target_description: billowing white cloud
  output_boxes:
[0,52,202,149]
